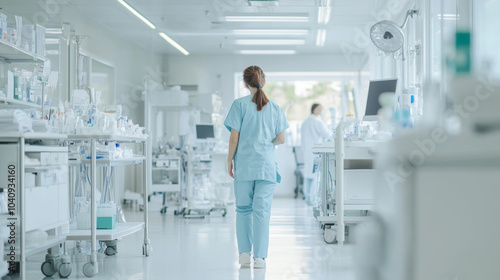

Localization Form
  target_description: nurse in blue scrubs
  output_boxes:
[224,65,289,269]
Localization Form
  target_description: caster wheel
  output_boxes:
[323,228,337,244]
[41,261,56,277]
[105,246,117,256]
[143,243,152,257]
[59,263,72,278]
[83,262,97,277]
[139,205,144,212]
[222,210,227,217]
[160,207,167,214]
[174,210,179,216]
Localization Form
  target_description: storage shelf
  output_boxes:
[151,183,180,192]
[25,165,64,172]
[25,235,67,258]
[152,167,179,171]
[69,156,146,167]
[0,40,46,63]
[68,134,147,142]
[316,215,371,224]
[0,133,67,140]
[25,145,67,152]
[0,96,42,109]
[66,222,144,241]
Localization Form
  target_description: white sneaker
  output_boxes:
[253,258,266,269]
[239,253,251,267]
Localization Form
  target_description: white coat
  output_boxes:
[301,114,330,178]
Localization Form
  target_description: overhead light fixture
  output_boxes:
[45,38,60,45]
[438,14,459,20]
[225,15,308,22]
[117,0,156,29]
[248,0,279,6]
[318,7,331,24]
[232,29,309,35]
[45,28,62,35]
[159,32,189,55]
[235,39,305,45]
[316,29,327,46]
[238,50,296,55]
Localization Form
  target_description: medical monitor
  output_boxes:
[196,124,215,139]
[364,78,398,117]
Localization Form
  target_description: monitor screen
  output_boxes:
[196,124,215,139]
[364,79,398,116]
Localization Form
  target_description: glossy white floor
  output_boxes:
[25,198,356,280]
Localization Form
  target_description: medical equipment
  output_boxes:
[364,79,398,119]
[196,124,215,139]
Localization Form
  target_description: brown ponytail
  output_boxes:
[243,65,269,111]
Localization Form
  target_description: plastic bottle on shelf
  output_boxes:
[344,114,356,138]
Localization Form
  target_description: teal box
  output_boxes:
[97,217,116,229]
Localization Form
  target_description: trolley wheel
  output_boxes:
[143,243,152,257]
[83,262,97,277]
[105,246,117,256]
[160,207,168,214]
[174,210,180,215]
[323,228,337,244]
[139,205,145,211]
[41,261,56,277]
[222,210,227,217]
[59,263,72,278]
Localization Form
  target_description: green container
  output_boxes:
[455,31,471,74]
[97,216,116,229]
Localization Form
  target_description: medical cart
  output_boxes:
[66,134,150,277]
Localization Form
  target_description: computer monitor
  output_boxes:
[196,124,215,139]
[364,78,398,118]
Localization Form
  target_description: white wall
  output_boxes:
[163,53,367,197]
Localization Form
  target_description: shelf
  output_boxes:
[25,235,67,258]
[25,145,67,152]
[316,215,371,224]
[0,96,42,109]
[0,40,46,63]
[66,222,144,241]
[70,156,146,167]
[68,134,148,142]
[0,133,67,140]
[152,167,180,171]
[151,184,180,192]
[25,165,65,172]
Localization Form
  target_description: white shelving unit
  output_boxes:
[0,133,70,279]
[151,156,183,214]
[0,40,46,63]
[66,134,150,277]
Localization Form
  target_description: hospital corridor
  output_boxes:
[0,0,499,279]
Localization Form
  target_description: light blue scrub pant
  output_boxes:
[234,180,276,259]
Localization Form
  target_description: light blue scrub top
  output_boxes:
[224,95,289,183]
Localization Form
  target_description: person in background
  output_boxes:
[224,65,289,269]
[301,103,330,205]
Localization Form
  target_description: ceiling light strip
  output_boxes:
[117,0,156,29]
[225,16,308,22]
[235,39,305,45]
[238,50,296,55]
[232,29,309,35]
[159,32,190,56]
[316,29,327,47]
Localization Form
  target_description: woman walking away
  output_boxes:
[224,65,289,269]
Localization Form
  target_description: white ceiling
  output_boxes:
[1,0,412,56]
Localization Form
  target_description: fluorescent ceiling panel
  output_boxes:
[225,15,308,22]
[248,0,279,6]
[316,29,326,47]
[117,0,156,29]
[318,7,331,24]
[159,32,189,55]
[232,29,309,35]
[235,39,305,45]
[238,50,296,55]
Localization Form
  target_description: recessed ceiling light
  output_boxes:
[235,39,305,45]
[238,50,296,55]
[248,0,279,6]
[232,29,309,35]
[117,0,156,29]
[159,32,189,55]
[316,29,327,46]
[225,15,308,22]
[318,7,331,24]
